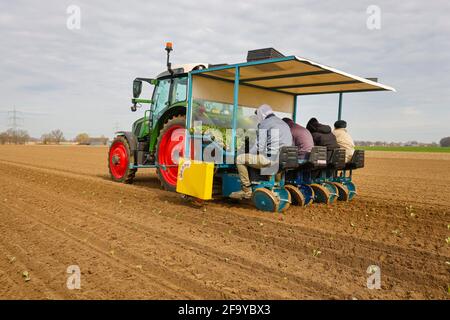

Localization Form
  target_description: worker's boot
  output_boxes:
[229,185,252,200]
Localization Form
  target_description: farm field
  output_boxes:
[0,145,449,299]
[357,146,450,153]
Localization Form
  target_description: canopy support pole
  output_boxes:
[293,96,298,123]
[231,66,240,160]
[337,93,343,120]
[185,73,193,158]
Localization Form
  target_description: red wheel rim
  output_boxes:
[109,141,129,179]
[158,125,185,187]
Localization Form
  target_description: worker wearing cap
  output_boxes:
[230,104,293,200]
[333,120,355,162]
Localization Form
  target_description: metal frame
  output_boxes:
[185,55,392,159]
[338,93,343,121]
[190,56,297,75]
[231,66,240,158]
[186,57,298,161]
[185,72,194,156]
[293,96,298,123]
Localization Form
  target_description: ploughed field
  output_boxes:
[0,145,449,299]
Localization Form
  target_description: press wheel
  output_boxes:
[285,184,305,206]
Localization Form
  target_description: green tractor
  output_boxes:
[108,43,207,190]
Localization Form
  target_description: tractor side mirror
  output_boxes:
[133,79,143,98]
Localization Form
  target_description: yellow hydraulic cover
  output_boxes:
[176,158,214,200]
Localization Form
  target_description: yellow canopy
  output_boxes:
[194,56,395,96]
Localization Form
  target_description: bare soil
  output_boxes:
[0,145,448,299]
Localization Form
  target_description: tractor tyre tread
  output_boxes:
[108,135,136,184]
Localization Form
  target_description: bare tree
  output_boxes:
[50,129,65,144]
[0,128,30,144]
[0,132,8,144]
[41,133,52,145]
[14,129,30,144]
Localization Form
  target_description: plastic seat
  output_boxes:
[345,150,365,170]
[279,146,299,170]
[327,148,346,170]
[304,146,327,169]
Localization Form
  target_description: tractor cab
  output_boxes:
[113,43,209,185]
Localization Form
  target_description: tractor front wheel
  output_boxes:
[108,136,136,183]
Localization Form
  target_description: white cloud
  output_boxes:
[401,107,421,116]
[0,0,448,142]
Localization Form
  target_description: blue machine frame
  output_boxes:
[180,55,394,210]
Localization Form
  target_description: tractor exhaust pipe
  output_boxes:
[165,42,174,76]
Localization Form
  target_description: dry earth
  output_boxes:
[0,145,449,299]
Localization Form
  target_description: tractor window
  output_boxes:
[153,79,171,117]
[172,77,187,104]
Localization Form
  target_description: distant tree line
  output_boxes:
[0,128,30,144]
[41,129,65,145]
[356,139,450,148]
[74,133,108,145]
[0,128,112,146]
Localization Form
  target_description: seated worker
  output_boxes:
[333,120,355,162]
[282,118,314,160]
[230,104,293,199]
[306,117,340,150]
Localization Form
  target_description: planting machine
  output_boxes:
[108,44,394,212]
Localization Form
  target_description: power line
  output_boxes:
[6,107,25,144]
[7,107,24,131]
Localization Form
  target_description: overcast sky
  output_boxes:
[0,0,449,142]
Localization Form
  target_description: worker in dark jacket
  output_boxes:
[306,118,340,150]
[282,118,314,160]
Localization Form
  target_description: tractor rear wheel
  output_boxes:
[155,115,186,191]
[108,136,136,183]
